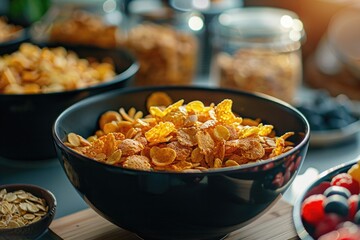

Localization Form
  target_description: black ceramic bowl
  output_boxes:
[53,86,310,240]
[0,20,30,56]
[0,184,57,239]
[0,44,138,160]
[293,158,360,240]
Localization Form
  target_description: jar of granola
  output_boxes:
[123,0,199,86]
[210,7,305,103]
[30,0,126,48]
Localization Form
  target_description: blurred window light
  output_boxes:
[280,15,293,28]
[103,0,117,13]
[192,0,210,10]
[292,19,304,32]
[188,15,204,31]
[289,30,301,42]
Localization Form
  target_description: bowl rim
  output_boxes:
[0,27,29,46]
[53,85,310,176]
[292,157,360,240]
[0,45,139,97]
[0,183,57,233]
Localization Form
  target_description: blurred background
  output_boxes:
[1,0,360,143]
[2,0,359,97]
[1,0,360,226]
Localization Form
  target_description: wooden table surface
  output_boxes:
[49,198,299,240]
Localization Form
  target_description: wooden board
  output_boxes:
[49,199,298,240]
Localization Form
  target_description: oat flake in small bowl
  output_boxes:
[0,184,56,239]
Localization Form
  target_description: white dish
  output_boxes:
[310,116,360,147]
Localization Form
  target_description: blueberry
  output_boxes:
[324,195,349,217]
[354,210,360,224]
[296,90,358,132]
[323,186,351,199]
[327,118,351,129]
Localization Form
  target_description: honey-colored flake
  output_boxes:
[0,43,116,94]
[196,131,214,155]
[225,160,240,167]
[67,133,81,147]
[169,160,192,171]
[213,125,230,140]
[123,155,151,171]
[215,99,242,124]
[150,146,176,166]
[145,122,175,144]
[107,149,123,165]
[146,92,173,111]
[167,141,191,161]
[191,147,204,163]
[99,111,121,130]
[64,94,295,172]
[119,139,144,156]
[185,100,205,114]
[103,121,119,134]
[177,127,198,147]
[213,158,223,168]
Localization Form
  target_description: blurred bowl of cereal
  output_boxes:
[0,184,56,239]
[0,42,138,160]
[53,86,310,240]
[0,16,30,55]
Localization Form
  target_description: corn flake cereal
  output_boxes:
[65,93,295,172]
[0,17,23,43]
[0,43,116,94]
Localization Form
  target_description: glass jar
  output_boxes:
[122,0,200,86]
[210,7,305,103]
[30,0,126,48]
[170,0,243,75]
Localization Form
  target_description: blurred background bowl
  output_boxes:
[53,86,310,240]
[0,43,138,160]
[0,17,30,55]
[0,184,56,239]
[0,28,29,55]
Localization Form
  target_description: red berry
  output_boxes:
[305,181,331,198]
[336,221,360,240]
[331,173,360,195]
[318,230,340,240]
[348,195,359,221]
[301,194,326,226]
[314,214,343,239]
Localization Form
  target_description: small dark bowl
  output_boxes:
[53,86,310,240]
[0,44,138,160]
[293,158,360,240]
[0,21,30,56]
[0,184,57,239]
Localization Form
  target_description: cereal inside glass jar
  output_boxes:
[123,0,199,86]
[211,7,305,104]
